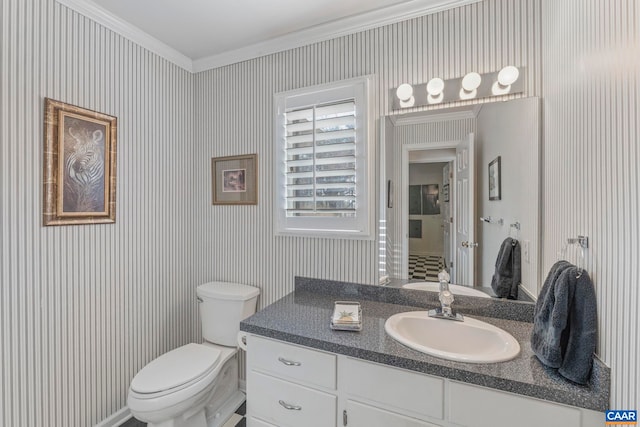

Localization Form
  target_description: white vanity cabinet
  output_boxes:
[246,335,602,427]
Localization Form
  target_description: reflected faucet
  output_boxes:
[428,270,464,321]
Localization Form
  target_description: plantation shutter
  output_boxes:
[284,99,357,218]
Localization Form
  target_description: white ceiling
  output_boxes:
[58,0,480,72]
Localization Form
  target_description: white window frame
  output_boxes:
[274,76,374,239]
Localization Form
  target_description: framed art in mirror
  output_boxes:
[211,154,258,205]
[43,98,117,226]
[488,156,501,201]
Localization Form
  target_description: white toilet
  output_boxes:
[127,282,260,427]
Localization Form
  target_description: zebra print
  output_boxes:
[63,125,106,212]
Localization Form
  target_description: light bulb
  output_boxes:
[498,66,519,86]
[461,72,482,91]
[396,83,413,102]
[426,77,445,96]
[427,93,444,104]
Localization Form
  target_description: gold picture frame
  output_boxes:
[43,98,117,226]
[211,154,257,205]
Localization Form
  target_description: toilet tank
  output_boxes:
[196,282,260,346]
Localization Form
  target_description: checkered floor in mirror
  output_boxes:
[122,401,246,427]
[408,254,446,281]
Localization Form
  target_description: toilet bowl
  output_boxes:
[127,282,260,427]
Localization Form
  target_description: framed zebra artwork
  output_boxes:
[43,98,117,226]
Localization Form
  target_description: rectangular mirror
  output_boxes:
[380,97,541,302]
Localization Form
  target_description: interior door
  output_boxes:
[455,133,476,286]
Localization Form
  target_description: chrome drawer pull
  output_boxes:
[279,400,302,411]
[278,357,301,366]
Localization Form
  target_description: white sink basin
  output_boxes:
[403,282,491,298]
[384,311,520,363]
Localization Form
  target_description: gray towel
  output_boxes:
[490,238,521,299]
[530,261,573,367]
[531,261,597,384]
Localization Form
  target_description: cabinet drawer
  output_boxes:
[247,417,278,427]
[248,371,337,427]
[449,381,581,427]
[341,357,444,420]
[346,400,442,427]
[247,334,336,389]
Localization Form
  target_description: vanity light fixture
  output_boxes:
[426,77,445,104]
[396,83,415,107]
[390,66,525,110]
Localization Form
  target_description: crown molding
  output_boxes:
[55,0,480,74]
[193,0,481,72]
[55,0,194,72]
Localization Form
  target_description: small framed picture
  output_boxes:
[488,156,501,201]
[211,154,257,205]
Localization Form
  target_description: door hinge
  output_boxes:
[343,409,348,426]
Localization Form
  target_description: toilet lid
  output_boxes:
[130,343,221,394]
[197,281,260,301]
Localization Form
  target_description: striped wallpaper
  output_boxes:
[541,0,639,408]
[0,0,198,426]
[0,0,637,425]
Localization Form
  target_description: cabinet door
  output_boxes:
[341,357,444,420]
[449,381,581,427]
[346,400,442,427]
[248,371,336,427]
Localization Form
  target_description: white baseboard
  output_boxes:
[95,406,132,427]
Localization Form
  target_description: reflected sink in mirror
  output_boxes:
[403,282,491,298]
[384,311,520,363]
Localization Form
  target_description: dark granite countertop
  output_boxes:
[240,277,609,412]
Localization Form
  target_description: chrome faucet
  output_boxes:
[428,270,464,321]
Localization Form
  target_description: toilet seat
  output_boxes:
[130,343,221,399]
